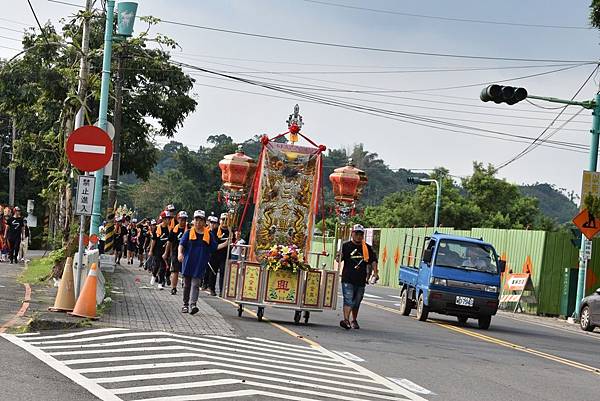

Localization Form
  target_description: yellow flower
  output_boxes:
[282,246,290,254]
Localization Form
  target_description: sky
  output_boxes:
[2,0,599,197]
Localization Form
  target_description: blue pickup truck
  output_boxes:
[398,233,505,330]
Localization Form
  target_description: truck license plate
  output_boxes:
[456,296,474,307]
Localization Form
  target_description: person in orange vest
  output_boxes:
[166,210,189,295]
[178,210,217,314]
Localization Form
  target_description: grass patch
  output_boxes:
[17,257,54,285]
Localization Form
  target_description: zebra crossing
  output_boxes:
[2,328,427,401]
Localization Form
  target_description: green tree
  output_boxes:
[0,11,196,243]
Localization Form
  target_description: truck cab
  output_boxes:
[398,233,505,330]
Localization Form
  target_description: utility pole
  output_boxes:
[73,0,95,299]
[104,50,124,254]
[480,85,600,320]
[8,120,16,206]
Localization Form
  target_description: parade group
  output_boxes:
[0,205,30,264]
[99,204,246,314]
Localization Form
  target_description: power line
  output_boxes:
[157,18,596,64]
[0,26,25,34]
[0,17,30,27]
[187,70,591,125]
[496,64,599,169]
[175,61,589,153]
[26,0,51,46]
[46,0,598,63]
[176,52,585,71]
[0,35,22,42]
[301,0,591,30]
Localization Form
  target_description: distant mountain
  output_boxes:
[519,183,578,224]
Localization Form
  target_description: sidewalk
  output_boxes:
[0,261,29,332]
[101,266,235,336]
[498,310,599,335]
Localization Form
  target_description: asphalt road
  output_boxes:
[204,284,600,401]
[2,283,599,401]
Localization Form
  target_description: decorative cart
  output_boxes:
[218,105,366,324]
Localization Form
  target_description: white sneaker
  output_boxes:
[158,283,165,290]
[150,276,156,286]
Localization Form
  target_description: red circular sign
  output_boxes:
[90,234,99,245]
[66,125,113,172]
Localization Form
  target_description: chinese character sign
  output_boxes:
[266,269,299,304]
[75,175,96,216]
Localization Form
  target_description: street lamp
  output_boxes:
[89,1,138,237]
[408,176,442,229]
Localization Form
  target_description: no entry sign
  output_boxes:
[66,125,113,172]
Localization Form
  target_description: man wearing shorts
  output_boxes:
[166,211,188,295]
[339,224,378,330]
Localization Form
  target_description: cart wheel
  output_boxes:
[257,307,264,322]
[294,311,302,325]
[303,311,310,324]
[237,304,243,317]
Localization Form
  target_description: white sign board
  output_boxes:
[75,175,96,216]
[365,228,374,246]
[582,239,593,260]
[26,215,37,228]
[95,121,115,177]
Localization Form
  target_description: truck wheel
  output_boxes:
[398,287,411,316]
[416,293,429,322]
[457,316,468,325]
[478,315,492,330]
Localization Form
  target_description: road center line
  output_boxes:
[362,300,600,376]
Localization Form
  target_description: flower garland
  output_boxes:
[264,244,311,273]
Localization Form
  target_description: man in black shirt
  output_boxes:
[339,224,378,330]
[150,211,171,289]
[4,207,24,264]
[166,211,188,295]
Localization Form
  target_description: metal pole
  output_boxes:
[75,211,85,299]
[8,121,16,206]
[574,93,600,319]
[89,0,116,237]
[433,179,441,229]
[104,49,124,253]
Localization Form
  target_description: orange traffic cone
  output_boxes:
[68,263,99,319]
[48,257,76,312]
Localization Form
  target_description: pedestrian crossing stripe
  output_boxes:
[3,328,428,401]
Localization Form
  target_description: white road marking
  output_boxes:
[363,293,383,299]
[19,327,127,340]
[74,358,377,384]
[97,369,404,400]
[15,332,40,336]
[137,389,322,401]
[10,328,426,401]
[389,295,402,299]
[112,378,385,401]
[0,333,120,401]
[318,345,429,401]
[60,350,363,376]
[41,337,333,362]
[73,144,106,154]
[333,350,366,362]
[48,344,343,367]
[388,378,436,395]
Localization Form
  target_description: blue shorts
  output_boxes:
[341,282,365,309]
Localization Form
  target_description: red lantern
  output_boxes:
[218,147,257,191]
[329,164,366,203]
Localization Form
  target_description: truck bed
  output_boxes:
[399,265,419,287]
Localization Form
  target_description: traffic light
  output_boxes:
[407,177,428,185]
[480,84,528,105]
